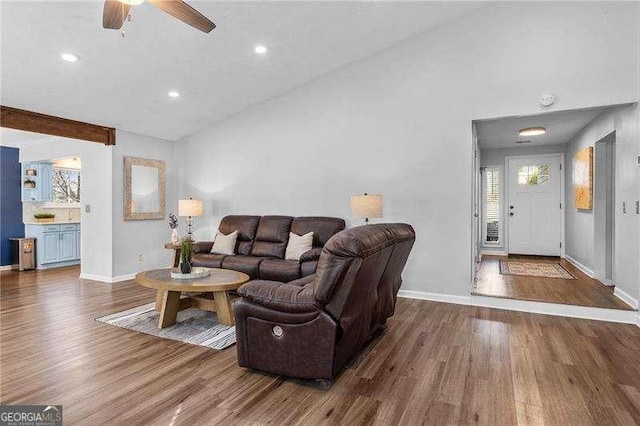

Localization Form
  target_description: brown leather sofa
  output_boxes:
[191,215,345,282]
[234,223,415,381]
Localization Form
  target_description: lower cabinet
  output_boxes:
[26,223,81,269]
[59,231,77,261]
[42,233,60,263]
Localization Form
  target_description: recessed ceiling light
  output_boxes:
[254,45,267,54]
[61,52,80,63]
[168,91,181,98]
[518,127,546,137]
[118,0,145,5]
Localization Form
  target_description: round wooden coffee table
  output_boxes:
[135,268,249,328]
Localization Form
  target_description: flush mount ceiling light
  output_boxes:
[168,91,181,98]
[518,127,546,137]
[118,0,145,5]
[254,45,267,54]
[61,52,80,62]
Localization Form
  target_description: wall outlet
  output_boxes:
[85,204,91,213]
[137,254,143,262]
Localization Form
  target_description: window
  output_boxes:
[482,167,501,245]
[52,168,81,203]
[518,165,549,185]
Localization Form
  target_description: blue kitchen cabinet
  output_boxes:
[42,232,59,263]
[21,162,53,202]
[39,163,53,202]
[59,231,77,261]
[25,223,81,269]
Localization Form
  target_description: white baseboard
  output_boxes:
[564,255,594,278]
[79,273,112,283]
[397,289,471,305]
[614,287,639,309]
[79,273,135,283]
[0,265,12,271]
[111,274,136,283]
[398,289,638,325]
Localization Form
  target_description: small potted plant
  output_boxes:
[179,237,193,274]
[168,213,179,245]
[34,212,56,223]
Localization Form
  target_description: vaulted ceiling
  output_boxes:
[1,1,484,140]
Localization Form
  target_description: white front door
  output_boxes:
[507,155,562,256]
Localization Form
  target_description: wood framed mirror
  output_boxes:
[124,156,166,220]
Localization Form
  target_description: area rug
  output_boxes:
[95,303,236,350]
[499,261,576,280]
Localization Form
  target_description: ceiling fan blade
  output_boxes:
[103,0,130,29]
[148,0,215,33]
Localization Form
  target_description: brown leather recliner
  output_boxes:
[234,223,416,381]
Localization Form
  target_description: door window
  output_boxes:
[517,165,549,185]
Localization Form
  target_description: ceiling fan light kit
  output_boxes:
[103,0,215,34]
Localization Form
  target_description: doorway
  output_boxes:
[471,105,634,311]
[506,154,563,256]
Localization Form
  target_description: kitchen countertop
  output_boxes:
[24,221,81,225]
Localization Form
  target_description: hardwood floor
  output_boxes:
[2,266,640,425]
[474,255,634,311]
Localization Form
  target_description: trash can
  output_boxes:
[10,238,36,271]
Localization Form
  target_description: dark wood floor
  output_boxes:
[2,266,640,425]
[474,255,634,311]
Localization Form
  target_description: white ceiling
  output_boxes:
[1,1,485,141]
[0,127,52,147]
[476,107,608,150]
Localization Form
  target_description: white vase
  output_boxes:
[171,228,179,245]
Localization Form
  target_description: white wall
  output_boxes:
[175,2,639,298]
[111,130,176,279]
[481,144,567,167]
[565,104,640,302]
[19,137,114,279]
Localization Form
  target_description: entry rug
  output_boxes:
[499,261,576,280]
[95,303,236,350]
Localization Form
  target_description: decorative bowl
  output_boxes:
[170,267,210,280]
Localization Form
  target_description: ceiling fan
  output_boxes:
[103,0,215,34]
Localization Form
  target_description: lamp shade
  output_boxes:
[350,194,383,219]
[178,199,203,217]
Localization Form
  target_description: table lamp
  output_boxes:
[350,193,383,225]
[178,197,203,239]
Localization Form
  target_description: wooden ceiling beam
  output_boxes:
[0,105,116,146]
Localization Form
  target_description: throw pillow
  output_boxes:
[285,232,314,261]
[210,230,238,255]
